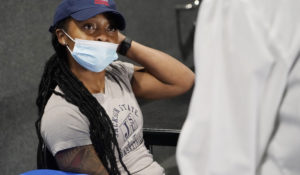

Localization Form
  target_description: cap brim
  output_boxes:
[71,7,125,30]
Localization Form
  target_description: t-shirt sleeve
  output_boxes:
[41,105,92,156]
[111,61,135,80]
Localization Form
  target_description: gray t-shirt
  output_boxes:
[41,61,164,175]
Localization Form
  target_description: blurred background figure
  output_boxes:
[177,0,300,175]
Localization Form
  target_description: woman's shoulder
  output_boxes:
[109,60,134,69]
[41,86,89,130]
[43,86,79,115]
[105,61,135,93]
[106,60,134,79]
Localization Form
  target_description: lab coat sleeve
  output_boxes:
[176,0,296,174]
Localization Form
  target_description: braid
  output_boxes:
[35,18,130,174]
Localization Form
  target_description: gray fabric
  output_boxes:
[41,61,164,174]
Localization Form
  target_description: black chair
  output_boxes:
[143,128,181,153]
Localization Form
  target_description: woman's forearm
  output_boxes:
[126,40,195,93]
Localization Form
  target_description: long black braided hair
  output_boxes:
[35,14,130,175]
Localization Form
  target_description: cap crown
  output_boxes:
[50,0,122,32]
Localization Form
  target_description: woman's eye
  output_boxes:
[107,25,117,32]
[83,24,96,31]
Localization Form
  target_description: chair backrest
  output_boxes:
[143,128,181,152]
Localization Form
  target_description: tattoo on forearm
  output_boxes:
[55,145,108,175]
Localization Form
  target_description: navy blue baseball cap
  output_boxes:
[49,0,125,32]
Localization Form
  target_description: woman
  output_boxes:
[35,0,194,174]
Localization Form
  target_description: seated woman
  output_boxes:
[35,0,194,174]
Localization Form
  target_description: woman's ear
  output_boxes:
[56,29,67,46]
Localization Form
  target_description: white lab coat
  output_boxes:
[176,0,300,175]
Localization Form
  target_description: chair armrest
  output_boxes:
[143,128,181,147]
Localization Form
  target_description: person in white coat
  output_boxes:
[176,0,300,174]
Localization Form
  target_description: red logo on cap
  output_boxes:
[94,0,109,6]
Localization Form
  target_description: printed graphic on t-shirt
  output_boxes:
[120,113,138,141]
[111,103,143,157]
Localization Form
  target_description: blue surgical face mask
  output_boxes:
[63,30,118,72]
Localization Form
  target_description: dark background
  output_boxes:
[0,0,199,174]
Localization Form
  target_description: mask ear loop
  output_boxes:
[62,29,75,53]
[62,29,75,42]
